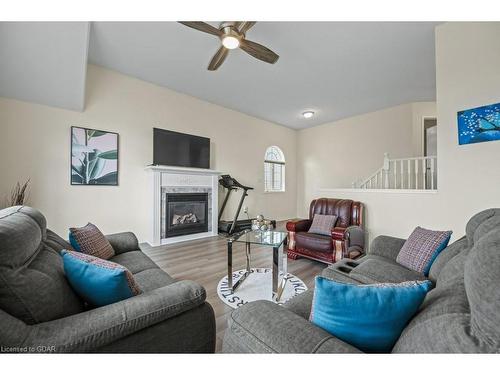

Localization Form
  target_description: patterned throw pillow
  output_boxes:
[310,277,432,353]
[396,227,452,275]
[308,214,338,236]
[69,223,115,260]
[61,250,141,307]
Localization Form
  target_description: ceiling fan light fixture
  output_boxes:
[302,111,315,119]
[221,35,240,49]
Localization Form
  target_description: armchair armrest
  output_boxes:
[286,219,312,252]
[106,232,140,255]
[286,219,312,233]
[331,226,347,241]
[331,226,365,259]
[223,300,362,353]
[20,280,206,353]
[369,235,406,261]
[345,226,365,257]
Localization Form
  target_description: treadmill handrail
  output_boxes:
[219,174,253,191]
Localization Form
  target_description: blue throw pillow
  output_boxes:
[310,277,432,353]
[61,250,141,307]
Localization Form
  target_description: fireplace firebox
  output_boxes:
[163,193,208,238]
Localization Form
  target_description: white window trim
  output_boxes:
[264,146,286,193]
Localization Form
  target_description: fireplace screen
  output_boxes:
[164,193,208,238]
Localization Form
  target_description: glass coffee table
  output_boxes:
[227,230,289,302]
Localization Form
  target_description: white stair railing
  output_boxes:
[355,153,437,190]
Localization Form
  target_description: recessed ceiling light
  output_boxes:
[302,111,315,119]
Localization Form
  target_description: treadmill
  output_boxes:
[218,175,275,235]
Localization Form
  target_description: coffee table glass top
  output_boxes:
[230,230,288,247]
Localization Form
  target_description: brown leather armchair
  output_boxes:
[287,198,365,264]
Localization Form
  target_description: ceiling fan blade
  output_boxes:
[178,21,222,37]
[238,21,257,34]
[208,46,229,71]
[239,39,279,64]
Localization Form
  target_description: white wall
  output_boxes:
[411,102,437,156]
[0,65,297,241]
[306,22,500,244]
[296,102,435,210]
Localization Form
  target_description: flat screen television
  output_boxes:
[153,128,210,169]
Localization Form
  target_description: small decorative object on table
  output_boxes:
[251,214,274,231]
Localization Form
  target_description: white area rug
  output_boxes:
[217,267,308,309]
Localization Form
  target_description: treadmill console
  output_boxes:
[219,175,253,191]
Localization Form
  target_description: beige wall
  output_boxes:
[296,102,435,211]
[0,65,297,241]
[2,22,498,247]
[307,22,500,244]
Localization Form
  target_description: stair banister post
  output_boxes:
[383,152,390,171]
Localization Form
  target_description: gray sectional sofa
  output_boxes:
[0,206,215,353]
[223,208,500,353]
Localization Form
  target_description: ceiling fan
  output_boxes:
[178,21,279,71]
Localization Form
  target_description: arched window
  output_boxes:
[264,146,285,192]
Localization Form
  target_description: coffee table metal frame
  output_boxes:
[227,230,289,302]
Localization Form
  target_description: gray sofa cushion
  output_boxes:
[464,228,500,348]
[111,251,159,274]
[437,248,469,286]
[394,276,470,352]
[322,260,377,284]
[46,229,76,253]
[472,214,500,245]
[224,300,362,353]
[368,235,406,261]
[428,236,467,282]
[94,302,216,353]
[283,289,314,319]
[0,206,84,324]
[350,257,427,283]
[133,268,175,292]
[106,232,140,255]
[465,208,500,248]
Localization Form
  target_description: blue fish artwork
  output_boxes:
[457,102,500,145]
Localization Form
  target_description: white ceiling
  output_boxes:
[0,22,89,111]
[0,22,438,129]
[89,22,439,129]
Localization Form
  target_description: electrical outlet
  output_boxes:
[243,206,248,214]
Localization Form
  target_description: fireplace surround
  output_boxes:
[146,165,221,245]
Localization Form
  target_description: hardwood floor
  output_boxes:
[141,222,326,352]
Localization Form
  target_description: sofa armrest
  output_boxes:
[106,232,140,255]
[20,280,206,353]
[369,235,407,261]
[286,219,312,233]
[223,300,362,353]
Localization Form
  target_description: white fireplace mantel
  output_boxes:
[145,165,222,176]
[146,165,221,246]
